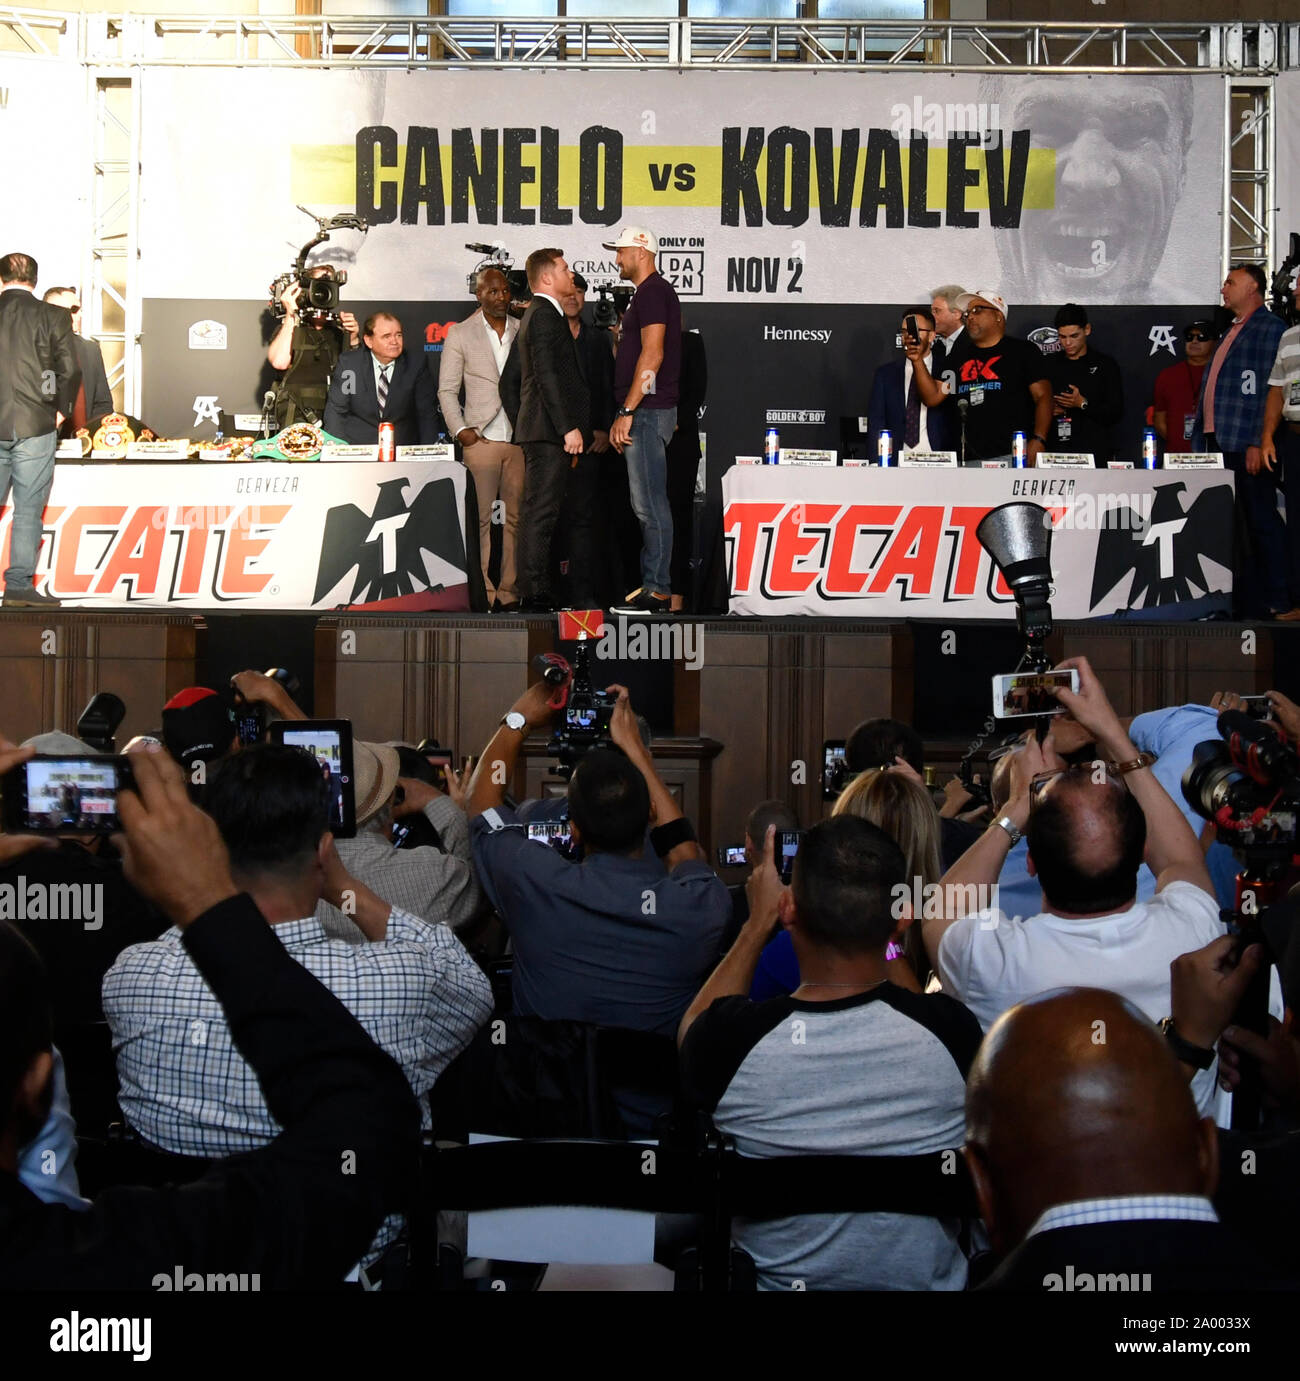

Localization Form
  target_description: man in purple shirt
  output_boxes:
[604,227,682,616]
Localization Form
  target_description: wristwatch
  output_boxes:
[1159,1017,1216,1070]
[500,711,526,733]
[615,406,635,419]
[992,814,1023,847]
[1031,433,1048,445]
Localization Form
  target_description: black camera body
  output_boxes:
[546,643,618,777]
[593,282,635,331]
[1182,711,1300,861]
[269,206,368,330]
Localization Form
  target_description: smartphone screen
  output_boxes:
[717,844,748,867]
[1240,696,1274,721]
[778,829,804,885]
[269,719,356,839]
[822,740,847,800]
[527,819,573,855]
[992,669,1080,719]
[3,756,131,834]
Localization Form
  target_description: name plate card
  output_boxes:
[125,441,190,459]
[1163,452,1225,469]
[1038,452,1095,468]
[778,448,838,466]
[397,444,456,460]
[899,451,958,467]
[319,444,379,462]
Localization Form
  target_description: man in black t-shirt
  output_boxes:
[1045,303,1124,465]
[910,290,1052,465]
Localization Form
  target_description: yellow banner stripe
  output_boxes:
[292,142,1057,211]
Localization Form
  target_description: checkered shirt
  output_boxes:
[1026,1195,1218,1240]
[1195,306,1288,452]
[316,794,483,941]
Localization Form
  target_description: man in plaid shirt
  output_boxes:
[1193,264,1289,617]
[104,745,492,1264]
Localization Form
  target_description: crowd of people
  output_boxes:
[2,652,1299,1293]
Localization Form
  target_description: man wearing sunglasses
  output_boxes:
[1152,319,1219,456]
[923,657,1227,1115]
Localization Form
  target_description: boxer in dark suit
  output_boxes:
[512,249,591,611]
[323,312,437,448]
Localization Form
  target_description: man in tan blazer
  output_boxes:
[438,267,523,610]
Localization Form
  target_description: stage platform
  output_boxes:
[3,608,1292,862]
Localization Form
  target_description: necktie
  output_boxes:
[377,364,391,415]
[904,367,921,449]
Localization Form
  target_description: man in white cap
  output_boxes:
[602,227,682,616]
[907,290,1052,466]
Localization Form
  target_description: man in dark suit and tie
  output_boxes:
[965,988,1288,1291]
[512,249,591,611]
[42,289,113,431]
[866,307,957,461]
[324,312,437,448]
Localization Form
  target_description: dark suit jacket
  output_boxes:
[75,335,114,422]
[0,287,80,439]
[499,337,521,433]
[323,347,437,446]
[513,297,590,448]
[866,356,957,459]
[979,1218,1292,1292]
[574,318,616,434]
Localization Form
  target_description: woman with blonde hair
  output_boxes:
[748,767,940,999]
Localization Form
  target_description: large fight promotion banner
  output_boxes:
[1279,73,1300,271]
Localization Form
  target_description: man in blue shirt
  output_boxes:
[467,677,729,1035]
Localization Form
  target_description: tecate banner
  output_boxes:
[724,467,1234,618]
[1,462,469,610]
[139,69,1224,306]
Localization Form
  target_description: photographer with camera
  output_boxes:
[266,265,359,431]
[925,656,1228,1114]
[466,676,729,1036]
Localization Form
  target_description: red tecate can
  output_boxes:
[378,421,396,462]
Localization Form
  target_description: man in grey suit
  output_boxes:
[438,268,524,611]
[42,288,113,430]
[0,253,80,609]
[513,249,591,612]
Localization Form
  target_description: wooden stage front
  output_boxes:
[2,610,1290,863]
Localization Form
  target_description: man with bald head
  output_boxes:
[925,656,1227,1114]
[966,988,1284,1290]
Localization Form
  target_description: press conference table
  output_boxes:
[18,460,472,611]
[722,463,1235,620]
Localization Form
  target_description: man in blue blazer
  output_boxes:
[1192,265,1289,617]
[867,307,958,461]
[324,312,438,448]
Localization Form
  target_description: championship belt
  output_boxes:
[91,413,136,458]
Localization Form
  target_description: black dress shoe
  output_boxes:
[516,598,553,613]
[494,600,522,615]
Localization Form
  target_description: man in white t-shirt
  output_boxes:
[922,655,1227,1114]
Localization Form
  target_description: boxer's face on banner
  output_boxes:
[995,76,1187,305]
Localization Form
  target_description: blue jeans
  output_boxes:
[0,431,57,589]
[624,406,676,596]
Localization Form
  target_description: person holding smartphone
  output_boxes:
[865,306,957,462]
